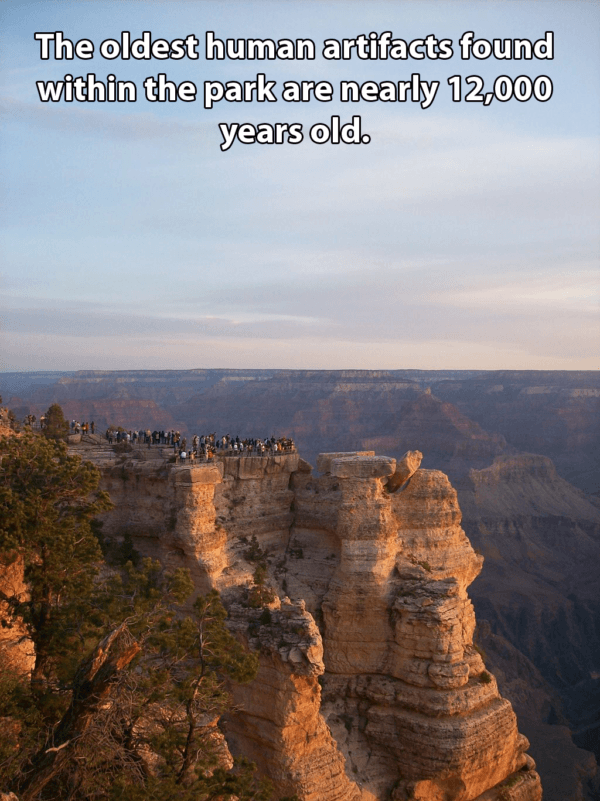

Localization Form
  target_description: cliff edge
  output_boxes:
[91,445,543,800]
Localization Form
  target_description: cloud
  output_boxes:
[4,251,598,366]
[0,304,326,340]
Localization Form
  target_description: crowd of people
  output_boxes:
[192,433,296,460]
[71,420,95,434]
[106,428,175,446]
[104,428,296,462]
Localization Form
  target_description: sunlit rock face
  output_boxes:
[0,556,35,676]
[91,446,542,801]
[287,454,541,801]
[225,597,361,801]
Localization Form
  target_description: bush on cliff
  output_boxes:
[1,561,267,800]
[247,564,276,608]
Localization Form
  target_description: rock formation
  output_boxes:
[226,597,361,801]
[0,407,14,437]
[0,556,35,676]
[6,368,599,796]
[88,443,542,801]
[286,454,540,800]
[387,449,423,492]
[0,417,35,677]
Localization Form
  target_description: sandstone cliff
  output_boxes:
[0,556,35,676]
[86,442,542,801]
[285,454,540,801]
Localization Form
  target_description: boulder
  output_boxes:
[387,450,423,492]
[331,455,396,479]
[316,451,375,474]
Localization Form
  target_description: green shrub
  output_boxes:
[248,585,276,608]
[244,535,265,564]
[259,608,272,625]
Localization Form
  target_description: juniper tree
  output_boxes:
[0,432,112,692]
[0,433,278,800]
[9,562,266,801]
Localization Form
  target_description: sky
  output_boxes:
[1,0,599,371]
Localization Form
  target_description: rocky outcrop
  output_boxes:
[387,449,423,492]
[9,367,600,795]
[98,453,299,592]
[0,407,15,437]
[476,624,599,801]
[171,463,227,589]
[360,393,507,476]
[226,597,360,801]
[430,372,600,495]
[0,422,35,677]
[288,454,539,801]
[87,445,542,800]
[460,454,600,684]
[0,556,35,676]
[457,453,600,799]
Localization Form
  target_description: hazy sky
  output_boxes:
[1,0,599,371]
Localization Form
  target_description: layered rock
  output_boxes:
[98,452,298,592]
[88,444,542,800]
[297,454,540,801]
[226,597,360,801]
[10,367,600,796]
[171,463,227,589]
[360,393,507,476]
[475,624,599,801]
[0,407,15,437]
[0,422,35,677]
[214,453,298,548]
[457,453,600,798]
[387,449,423,492]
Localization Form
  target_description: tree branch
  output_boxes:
[15,623,141,801]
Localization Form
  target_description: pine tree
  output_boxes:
[0,432,112,691]
[0,432,282,800]
[41,403,69,441]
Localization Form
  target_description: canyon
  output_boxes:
[3,368,598,494]
[2,368,599,799]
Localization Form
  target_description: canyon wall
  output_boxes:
[92,443,542,801]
